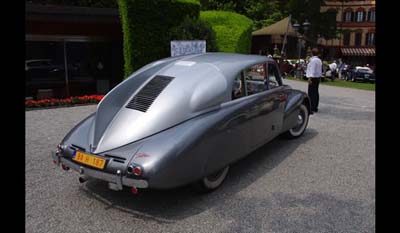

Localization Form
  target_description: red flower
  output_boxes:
[26,94,105,108]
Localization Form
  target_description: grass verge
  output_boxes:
[285,76,375,91]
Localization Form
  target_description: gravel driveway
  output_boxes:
[25,79,375,233]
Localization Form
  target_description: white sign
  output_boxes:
[175,61,196,66]
[171,40,206,57]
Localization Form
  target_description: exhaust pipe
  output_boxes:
[78,176,89,183]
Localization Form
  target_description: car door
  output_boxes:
[265,61,286,140]
[205,62,286,172]
[231,62,284,151]
[244,85,282,149]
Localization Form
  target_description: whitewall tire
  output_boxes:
[195,166,229,192]
[286,104,309,139]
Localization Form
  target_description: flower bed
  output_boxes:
[25,95,104,109]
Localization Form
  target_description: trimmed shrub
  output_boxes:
[118,0,201,77]
[200,11,253,54]
[169,16,218,52]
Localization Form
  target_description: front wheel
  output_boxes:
[285,104,309,139]
[194,166,229,193]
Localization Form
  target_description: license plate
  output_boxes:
[73,151,106,169]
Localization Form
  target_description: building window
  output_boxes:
[368,10,376,22]
[343,32,350,46]
[366,33,375,46]
[356,11,364,22]
[355,33,362,46]
[26,40,119,98]
[344,11,352,22]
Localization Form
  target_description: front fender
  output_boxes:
[282,90,310,132]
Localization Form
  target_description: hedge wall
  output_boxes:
[118,0,201,77]
[200,11,253,54]
[169,16,218,52]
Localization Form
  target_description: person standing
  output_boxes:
[338,58,344,79]
[306,48,322,113]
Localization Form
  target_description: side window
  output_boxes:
[267,62,282,88]
[243,63,267,95]
[231,73,245,100]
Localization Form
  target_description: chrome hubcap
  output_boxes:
[289,106,308,136]
[297,115,303,125]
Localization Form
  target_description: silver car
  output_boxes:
[51,53,311,193]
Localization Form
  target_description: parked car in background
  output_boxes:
[346,66,375,83]
[51,53,311,194]
[25,59,63,78]
[26,59,65,98]
[26,59,96,98]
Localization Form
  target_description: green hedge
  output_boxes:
[118,0,201,77]
[200,11,253,54]
[170,16,218,52]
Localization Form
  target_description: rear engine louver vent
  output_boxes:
[126,75,174,112]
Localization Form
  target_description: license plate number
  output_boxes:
[73,151,106,169]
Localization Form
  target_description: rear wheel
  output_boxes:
[194,166,229,192]
[285,104,309,139]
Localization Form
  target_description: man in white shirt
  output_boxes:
[306,48,322,113]
[329,61,337,72]
[329,60,337,79]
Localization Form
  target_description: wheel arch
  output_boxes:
[282,91,309,133]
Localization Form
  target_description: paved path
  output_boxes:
[26,80,375,233]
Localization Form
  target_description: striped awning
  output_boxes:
[340,48,375,56]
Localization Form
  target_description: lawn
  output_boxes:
[285,76,375,91]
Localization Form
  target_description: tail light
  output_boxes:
[127,164,142,176]
[133,167,142,176]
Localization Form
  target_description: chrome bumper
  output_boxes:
[51,151,148,190]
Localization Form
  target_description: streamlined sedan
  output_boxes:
[51,53,311,194]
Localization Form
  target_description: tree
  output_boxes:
[286,0,337,42]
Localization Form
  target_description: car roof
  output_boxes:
[160,52,271,81]
[93,53,275,152]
